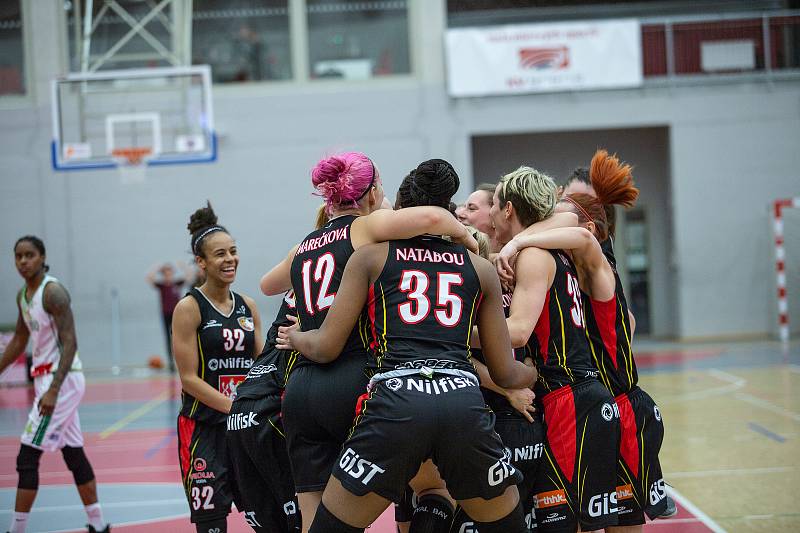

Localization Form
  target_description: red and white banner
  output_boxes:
[445,19,643,97]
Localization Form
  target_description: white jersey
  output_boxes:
[18,275,82,372]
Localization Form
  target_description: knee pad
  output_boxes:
[16,444,43,490]
[309,502,364,533]
[410,494,454,533]
[475,502,526,533]
[195,517,227,533]
[61,446,95,485]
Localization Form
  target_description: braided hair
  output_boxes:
[395,158,460,213]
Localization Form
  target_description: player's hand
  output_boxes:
[456,229,479,255]
[276,315,299,351]
[505,388,536,423]
[38,387,58,416]
[497,239,519,287]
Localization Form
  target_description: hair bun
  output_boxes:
[187,200,218,235]
[410,159,460,209]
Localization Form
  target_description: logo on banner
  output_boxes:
[519,46,569,70]
[219,375,246,398]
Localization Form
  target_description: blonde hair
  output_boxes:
[314,204,329,229]
[467,227,491,259]
[498,166,557,226]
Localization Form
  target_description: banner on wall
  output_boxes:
[445,19,643,97]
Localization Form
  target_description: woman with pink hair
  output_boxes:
[261,152,476,531]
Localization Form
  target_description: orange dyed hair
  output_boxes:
[590,149,639,208]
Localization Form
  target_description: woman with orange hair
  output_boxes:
[497,150,671,532]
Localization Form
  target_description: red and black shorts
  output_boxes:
[614,386,667,525]
[534,378,619,532]
[177,415,233,524]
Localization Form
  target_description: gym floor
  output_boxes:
[1,339,797,532]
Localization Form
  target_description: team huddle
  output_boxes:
[2,149,672,533]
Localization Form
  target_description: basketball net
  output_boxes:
[112,147,152,184]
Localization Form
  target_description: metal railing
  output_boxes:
[641,10,800,83]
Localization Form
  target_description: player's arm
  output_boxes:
[145,263,160,287]
[172,297,233,414]
[0,301,29,376]
[472,254,537,390]
[260,244,299,296]
[496,213,578,283]
[277,245,382,362]
[628,310,636,339]
[506,248,555,348]
[39,283,78,415]
[242,294,264,358]
[473,358,537,423]
[352,207,478,254]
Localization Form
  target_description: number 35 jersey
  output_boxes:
[180,288,255,423]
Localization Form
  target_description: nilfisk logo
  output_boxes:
[227,411,259,431]
[208,357,253,371]
[339,448,385,485]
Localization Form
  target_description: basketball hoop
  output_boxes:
[112,147,152,184]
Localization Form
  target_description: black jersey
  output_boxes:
[290,215,369,367]
[365,236,481,374]
[233,291,298,402]
[179,288,255,423]
[584,240,639,396]
[475,287,532,413]
[529,250,597,397]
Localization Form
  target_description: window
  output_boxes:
[0,1,24,95]
[307,0,410,80]
[192,0,292,83]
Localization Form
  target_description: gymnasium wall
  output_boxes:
[1,1,798,368]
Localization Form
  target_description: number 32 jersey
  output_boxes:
[179,288,255,423]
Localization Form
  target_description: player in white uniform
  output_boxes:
[0,236,110,533]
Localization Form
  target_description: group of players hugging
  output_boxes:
[172,149,675,533]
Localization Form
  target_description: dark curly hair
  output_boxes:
[396,158,460,213]
[188,201,228,258]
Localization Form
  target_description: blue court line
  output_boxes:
[144,429,177,459]
[747,422,786,443]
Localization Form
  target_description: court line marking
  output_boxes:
[661,368,744,404]
[747,422,787,442]
[98,390,170,439]
[668,486,727,533]
[0,464,176,482]
[734,391,800,423]
[0,498,186,514]
[47,512,190,533]
[669,466,795,478]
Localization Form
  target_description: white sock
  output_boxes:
[85,503,106,530]
[9,511,29,533]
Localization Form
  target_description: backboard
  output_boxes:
[51,65,215,170]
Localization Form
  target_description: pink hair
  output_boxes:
[311,152,376,214]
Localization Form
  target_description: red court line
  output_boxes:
[635,350,721,368]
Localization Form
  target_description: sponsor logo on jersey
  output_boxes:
[284,291,296,308]
[395,247,465,265]
[296,226,349,255]
[396,359,459,370]
[616,484,634,501]
[219,375,246,398]
[458,523,477,533]
[243,511,262,528]
[203,319,222,329]
[227,411,259,431]
[512,443,544,462]
[385,378,402,391]
[585,370,598,378]
[501,292,513,308]
[237,316,255,331]
[284,501,297,516]
[601,402,619,421]
[208,357,253,372]
[535,489,568,509]
[246,363,277,379]
[193,458,207,472]
[488,456,516,486]
[190,457,216,480]
[236,304,246,315]
[588,491,619,518]
[654,405,662,422]
[339,448,385,485]
[541,511,566,524]
[405,376,474,395]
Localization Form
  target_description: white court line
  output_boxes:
[47,512,190,533]
[734,392,800,423]
[662,368,745,404]
[646,518,706,526]
[788,364,800,374]
[669,466,795,478]
[668,486,727,533]
[0,498,185,514]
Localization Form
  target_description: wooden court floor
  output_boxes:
[1,339,798,532]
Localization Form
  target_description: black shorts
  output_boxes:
[226,397,301,532]
[614,386,667,525]
[177,415,233,523]
[495,411,545,531]
[534,379,619,532]
[282,352,370,492]
[333,372,522,504]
